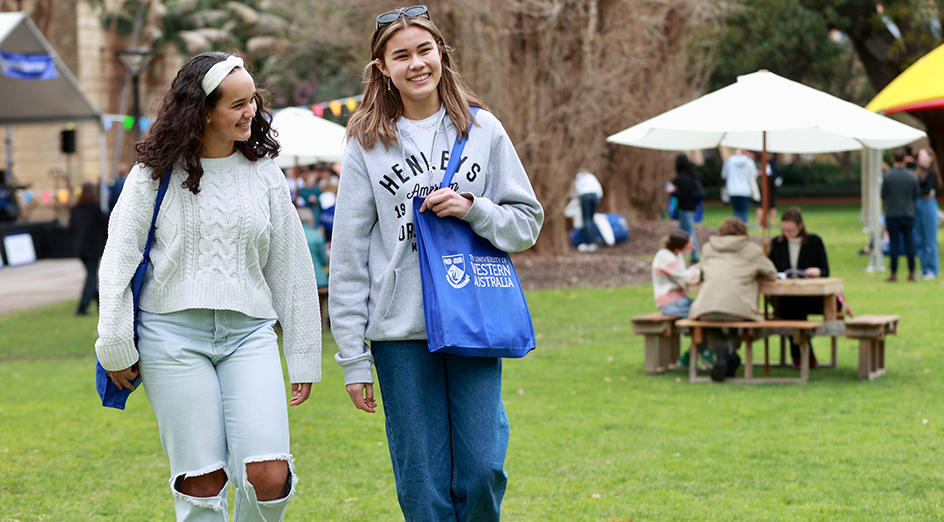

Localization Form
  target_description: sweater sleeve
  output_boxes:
[460,112,544,253]
[94,165,159,371]
[329,146,377,385]
[260,162,322,384]
[810,235,829,277]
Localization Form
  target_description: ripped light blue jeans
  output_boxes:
[138,309,296,522]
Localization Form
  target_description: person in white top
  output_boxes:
[721,148,758,223]
[96,52,321,521]
[574,170,603,252]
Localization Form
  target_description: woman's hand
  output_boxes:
[804,267,822,278]
[419,189,472,218]
[107,366,139,390]
[290,383,312,406]
[346,383,376,413]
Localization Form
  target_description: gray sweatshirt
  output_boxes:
[721,154,757,198]
[329,108,544,385]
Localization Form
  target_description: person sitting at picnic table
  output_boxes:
[767,206,829,369]
[652,230,714,367]
[689,217,778,381]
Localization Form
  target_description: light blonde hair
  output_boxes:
[346,12,489,150]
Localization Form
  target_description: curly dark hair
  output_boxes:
[135,52,280,194]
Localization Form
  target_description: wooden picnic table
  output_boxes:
[760,277,845,322]
[688,277,845,369]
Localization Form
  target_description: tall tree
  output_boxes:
[98,0,291,70]
[699,0,872,104]
[801,0,944,160]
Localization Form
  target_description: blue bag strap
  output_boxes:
[440,107,480,188]
[144,167,172,261]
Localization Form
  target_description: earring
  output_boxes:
[385,76,391,91]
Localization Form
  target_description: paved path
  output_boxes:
[0,259,85,315]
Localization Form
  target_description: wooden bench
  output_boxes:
[844,314,899,381]
[631,313,683,374]
[675,319,823,384]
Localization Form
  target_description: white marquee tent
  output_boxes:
[0,12,106,204]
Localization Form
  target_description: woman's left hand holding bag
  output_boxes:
[107,366,139,390]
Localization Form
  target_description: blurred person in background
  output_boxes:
[913,148,939,279]
[670,154,705,262]
[71,181,108,316]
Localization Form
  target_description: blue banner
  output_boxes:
[0,51,58,80]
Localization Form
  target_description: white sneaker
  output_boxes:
[922,273,937,280]
[586,243,598,252]
[577,243,589,252]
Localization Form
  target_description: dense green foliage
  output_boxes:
[1,204,943,520]
[695,0,873,104]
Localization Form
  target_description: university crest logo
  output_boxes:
[442,254,470,289]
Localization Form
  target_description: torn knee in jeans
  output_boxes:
[171,463,228,508]
[243,454,295,502]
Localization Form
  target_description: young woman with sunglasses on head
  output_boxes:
[96,52,321,521]
[329,6,543,521]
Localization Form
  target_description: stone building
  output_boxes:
[1,0,179,221]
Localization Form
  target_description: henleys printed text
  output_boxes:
[384,150,483,252]
[379,151,481,197]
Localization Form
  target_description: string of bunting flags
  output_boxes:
[15,187,77,206]
[306,94,363,118]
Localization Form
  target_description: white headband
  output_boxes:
[202,56,244,95]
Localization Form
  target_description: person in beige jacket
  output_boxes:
[689,217,777,381]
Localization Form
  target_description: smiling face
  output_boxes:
[203,67,257,157]
[378,25,443,119]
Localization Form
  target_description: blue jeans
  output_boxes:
[372,340,509,522]
[677,210,699,262]
[914,197,939,275]
[138,309,295,522]
[731,196,750,223]
[659,296,693,318]
[579,193,599,245]
[886,216,916,274]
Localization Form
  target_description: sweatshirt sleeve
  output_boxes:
[460,112,544,253]
[261,162,322,384]
[94,165,159,371]
[328,145,377,385]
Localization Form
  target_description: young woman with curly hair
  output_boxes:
[95,51,321,521]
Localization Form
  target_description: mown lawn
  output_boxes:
[1,203,942,521]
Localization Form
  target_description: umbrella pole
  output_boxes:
[761,131,770,251]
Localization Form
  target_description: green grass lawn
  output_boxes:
[1,203,943,521]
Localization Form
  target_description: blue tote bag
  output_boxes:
[96,169,170,409]
[412,109,536,358]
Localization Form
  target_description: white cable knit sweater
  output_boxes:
[95,152,321,384]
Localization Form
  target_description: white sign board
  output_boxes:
[3,233,36,266]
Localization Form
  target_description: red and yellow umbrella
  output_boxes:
[867,43,944,114]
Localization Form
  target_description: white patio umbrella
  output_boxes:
[270,107,347,168]
[607,70,925,154]
[607,70,926,267]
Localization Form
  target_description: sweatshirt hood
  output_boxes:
[728,155,755,168]
[709,234,749,252]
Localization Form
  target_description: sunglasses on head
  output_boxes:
[376,5,429,28]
